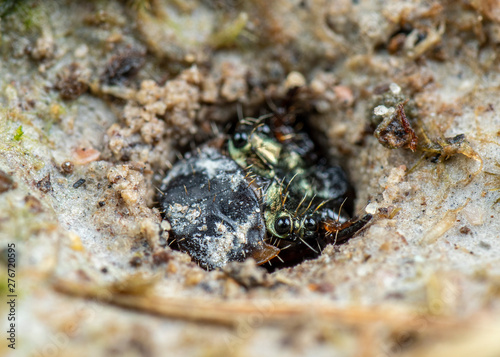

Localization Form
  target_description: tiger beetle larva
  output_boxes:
[228,114,372,267]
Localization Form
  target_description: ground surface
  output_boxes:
[0,1,500,356]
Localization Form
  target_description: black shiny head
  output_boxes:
[303,215,318,231]
[274,215,292,236]
[232,131,249,149]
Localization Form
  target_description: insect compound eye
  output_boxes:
[274,215,292,236]
[232,131,249,149]
[304,216,318,232]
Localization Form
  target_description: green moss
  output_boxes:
[0,0,22,18]
[13,125,23,141]
[210,12,248,49]
[0,109,46,171]
[0,0,47,34]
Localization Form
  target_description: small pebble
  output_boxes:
[61,161,74,174]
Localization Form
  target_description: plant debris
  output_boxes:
[100,48,146,85]
[0,170,17,193]
[55,63,90,100]
[36,174,52,193]
[374,102,418,151]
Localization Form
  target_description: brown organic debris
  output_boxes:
[24,195,43,213]
[375,102,418,151]
[53,278,461,330]
[0,170,17,193]
[100,48,145,85]
[55,63,89,100]
[36,174,52,193]
[418,134,481,162]
[410,131,483,183]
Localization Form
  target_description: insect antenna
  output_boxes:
[168,239,177,246]
[247,178,257,189]
[251,122,265,136]
[210,121,220,136]
[241,117,257,126]
[300,194,317,217]
[333,230,339,245]
[312,199,330,214]
[337,197,349,222]
[281,191,290,208]
[154,186,165,196]
[281,172,299,207]
[294,192,308,218]
[285,172,299,194]
[175,152,184,161]
[237,103,244,121]
[258,113,274,122]
[299,237,318,254]
[265,96,280,116]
